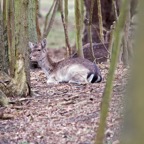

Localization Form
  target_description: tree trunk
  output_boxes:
[0,0,31,106]
[0,2,5,71]
[74,0,84,57]
[60,0,71,57]
[43,0,59,39]
[121,1,144,143]
[0,1,10,105]
[83,0,119,44]
[28,0,38,43]
[36,0,41,41]
[14,0,30,96]
[121,9,131,66]
[83,0,137,64]
[95,0,129,142]
[7,0,15,76]
[0,89,9,106]
[2,0,9,73]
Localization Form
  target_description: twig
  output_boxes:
[9,97,33,104]
[0,114,14,120]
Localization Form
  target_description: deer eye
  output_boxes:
[37,49,41,51]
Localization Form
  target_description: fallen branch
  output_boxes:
[9,97,33,104]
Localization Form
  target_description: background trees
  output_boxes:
[37,0,137,64]
[0,0,138,110]
[0,0,38,105]
[0,0,142,143]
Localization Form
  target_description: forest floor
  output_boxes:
[0,63,127,144]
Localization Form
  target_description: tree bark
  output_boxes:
[0,1,9,106]
[59,0,71,57]
[2,0,9,73]
[7,0,15,76]
[83,0,119,44]
[0,2,5,72]
[36,0,41,41]
[95,0,129,143]
[14,0,30,96]
[28,0,38,43]
[121,1,144,143]
[74,0,84,57]
[83,0,136,64]
[0,0,30,106]
[43,0,59,39]
[122,9,130,66]
[0,89,9,106]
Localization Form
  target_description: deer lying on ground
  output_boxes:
[29,38,102,84]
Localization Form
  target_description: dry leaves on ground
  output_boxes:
[0,63,127,144]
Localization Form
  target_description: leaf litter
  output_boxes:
[0,63,127,144]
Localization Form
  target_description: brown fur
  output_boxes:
[29,39,102,84]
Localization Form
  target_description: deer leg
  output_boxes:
[69,74,88,84]
[47,75,59,84]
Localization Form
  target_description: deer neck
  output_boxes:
[46,52,57,69]
[37,51,54,72]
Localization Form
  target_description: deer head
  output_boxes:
[29,38,47,62]
[29,39,102,85]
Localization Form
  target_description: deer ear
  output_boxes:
[29,42,35,50]
[41,38,47,48]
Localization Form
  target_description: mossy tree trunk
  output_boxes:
[74,0,84,58]
[95,0,130,143]
[28,0,38,43]
[121,1,144,143]
[0,0,34,105]
[0,2,6,72]
[14,0,30,96]
[7,0,15,77]
[2,0,9,73]
[0,1,10,106]
[121,8,131,66]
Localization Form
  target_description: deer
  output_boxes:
[29,38,102,84]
